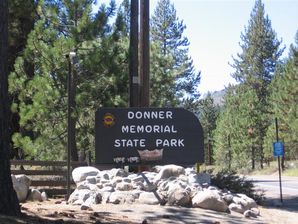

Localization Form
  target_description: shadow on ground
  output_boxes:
[263,195,298,212]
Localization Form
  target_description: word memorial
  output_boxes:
[95,108,204,165]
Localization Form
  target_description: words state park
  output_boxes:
[114,138,185,148]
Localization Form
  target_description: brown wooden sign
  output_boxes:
[95,108,204,165]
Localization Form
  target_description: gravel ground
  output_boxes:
[1,196,297,224]
[12,198,296,224]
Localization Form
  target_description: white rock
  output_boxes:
[188,173,211,185]
[250,207,260,216]
[78,189,91,202]
[167,188,191,206]
[192,190,228,212]
[41,191,48,201]
[153,165,185,184]
[68,189,80,204]
[229,203,245,214]
[73,199,84,205]
[11,174,31,202]
[138,192,161,205]
[72,166,100,183]
[100,186,114,192]
[27,189,42,202]
[85,193,102,204]
[111,177,123,187]
[115,182,133,191]
[101,192,111,204]
[234,194,257,210]
[185,167,197,176]
[109,168,128,178]
[222,193,234,204]
[109,191,136,204]
[244,209,259,218]
[207,186,218,191]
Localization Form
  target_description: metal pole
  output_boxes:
[66,52,77,200]
[275,118,283,203]
[129,0,139,107]
[140,0,150,107]
[66,55,72,200]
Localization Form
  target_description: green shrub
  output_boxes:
[211,170,265,204]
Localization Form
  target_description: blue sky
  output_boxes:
[98,0,298,94]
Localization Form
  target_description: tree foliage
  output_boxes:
[198,93,219,164]
[9,0,129,160]
[215,0,283,170]
[150,0,200,107]
[265,31,298,160]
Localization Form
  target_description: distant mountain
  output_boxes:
[202,89,226,106]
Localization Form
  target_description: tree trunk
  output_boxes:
[260,145,264,169]
[251,145,255,170]
[0,0,21,216]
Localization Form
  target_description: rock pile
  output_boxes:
[68,165,259,218]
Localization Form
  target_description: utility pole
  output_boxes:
[66,52,76,200]
[139,0,150,107]
[129,0,139,107]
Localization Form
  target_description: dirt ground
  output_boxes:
[1,197,297,224]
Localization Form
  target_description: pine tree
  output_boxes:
[9,0,129,161]
[8,0,37,157]
[0,0,21,216]
[198,93,219,164]
[115,0,130,37]
[228,0,283,169]
[150,0,200,107]
[214,85,256,170]
[266,31,298,160]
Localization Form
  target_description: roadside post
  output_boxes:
[274,117,283,203]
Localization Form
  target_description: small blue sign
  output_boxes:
[273,142,284,157]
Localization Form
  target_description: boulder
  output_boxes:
[229,203,245,214]
[154,165,185,184]
[192,190,228,212]
[41,191,48,201]
[27,189,42,202]
[167,188,191,207]
[11,174,31,202]
[115,182,134,191]
[72,167,100,183]
[233,194,257,210]
[108,191,137,204]
[138,192,161,205]
[109,168,128,179]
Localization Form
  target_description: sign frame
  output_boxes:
[95,107,204,165]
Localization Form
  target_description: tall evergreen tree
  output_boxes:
[115,0,130,37]
[198,93,219,164]
[228,0,283,169]
[265,31,298,160]
[0,0,21,216]
[8,0,37,156]
[214,85,256,170]
[150,0,200,107]
[9,0,129,161]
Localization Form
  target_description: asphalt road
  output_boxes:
[247,175,298,211]
[247,175,298,197]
